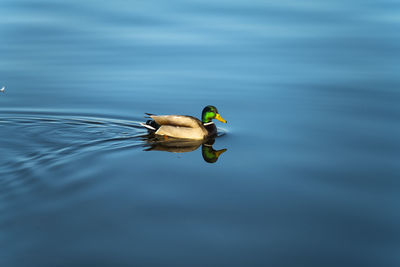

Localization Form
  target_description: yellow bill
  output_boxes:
[215,113,227,123]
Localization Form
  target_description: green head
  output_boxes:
[201,105,227,124]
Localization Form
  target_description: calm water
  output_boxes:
[1,0,400,266]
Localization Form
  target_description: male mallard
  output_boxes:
[140,105,227,140]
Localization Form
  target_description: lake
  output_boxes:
[1,0,400,266]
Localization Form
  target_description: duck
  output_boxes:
[140,105,227,140]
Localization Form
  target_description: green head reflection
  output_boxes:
[202,144,227,163]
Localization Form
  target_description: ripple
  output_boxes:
[0,111,147,204]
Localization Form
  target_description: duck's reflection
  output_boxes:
[143,136,227,163]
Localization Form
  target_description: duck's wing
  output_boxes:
[150,115,202,128]
[155,125,207,140]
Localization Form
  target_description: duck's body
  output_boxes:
[149,115,211,140]
[141,106,226,140]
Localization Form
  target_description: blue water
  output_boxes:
[1,0,400,266]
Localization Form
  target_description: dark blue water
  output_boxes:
[1,0,400,266]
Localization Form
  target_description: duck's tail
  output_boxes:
[140,119,159,132]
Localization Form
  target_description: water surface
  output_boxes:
[1,0,400,266]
